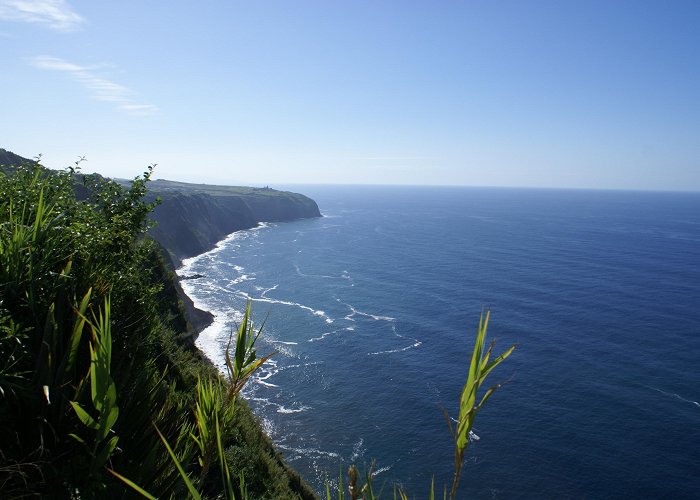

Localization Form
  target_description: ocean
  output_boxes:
[178,186,700,498]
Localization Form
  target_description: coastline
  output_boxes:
[174,224,269,360]
[170,221,319,498]
[144,183,322,339]
[173,214,323,340]
[180,288,215,336]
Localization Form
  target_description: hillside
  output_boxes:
[0,148,35,175]
[0,150,318,498]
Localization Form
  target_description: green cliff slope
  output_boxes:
[0,151,317,498]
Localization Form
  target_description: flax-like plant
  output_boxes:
[224,300,275,401]
[190,376,224,479]
[446,310,515,500]
[114,301,271,499]
[69,297,121,477]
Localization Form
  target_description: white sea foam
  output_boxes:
[308,331,334,342]
[358,310,396,321]
[178,223,266,273]
[276,443,339,459]
[270,340,299,345]
[256,380,279,388]
[372,466,391,477]
[257,416,275,437]
[237,290,334,324]
[178,280,216,314]
[339,300,396,322]
[256,368,277,381]
[351,438,365,462]
[193,317,225,369]
[249,396,311,414]
[368,341,422,355]
[276,361,323,371]
[294,263,351,280]
[277,405,311,414]
[649,386,700,408]
[229,274,253,285]
[260,284,279,297]
[193,310,244,372]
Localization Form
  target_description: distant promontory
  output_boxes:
[145,179,321,267]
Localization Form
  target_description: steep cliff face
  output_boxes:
[147,183,321,266]
[148,193,257,264]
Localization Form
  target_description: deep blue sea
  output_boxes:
[178,186,700,499]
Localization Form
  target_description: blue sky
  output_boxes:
[1,1,698,190]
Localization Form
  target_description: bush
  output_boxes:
[0,160,314,499]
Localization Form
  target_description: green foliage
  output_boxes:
[0,160,162,495]
[447,310,515,500]
[114,300,277,499]
[69,297,120,480]
[0,159,314,498]
[225,301,275,401]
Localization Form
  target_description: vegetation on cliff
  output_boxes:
[0,160,315,498]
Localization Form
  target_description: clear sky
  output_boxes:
[1,1,698,190]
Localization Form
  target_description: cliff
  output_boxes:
[146,179,322,266]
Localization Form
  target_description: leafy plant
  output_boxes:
[113,300,270,499]
[0,158,314,498]
[69,297,120,479]
[446,309,515,500]
[224,301,275,401]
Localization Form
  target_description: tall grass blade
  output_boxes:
[108,468,158,500]
[58,286,90,382]
[69,401,98,430]
[215,411,236,500]
[154,424,201,500]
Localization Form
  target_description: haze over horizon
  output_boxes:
[1,1,698,191]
